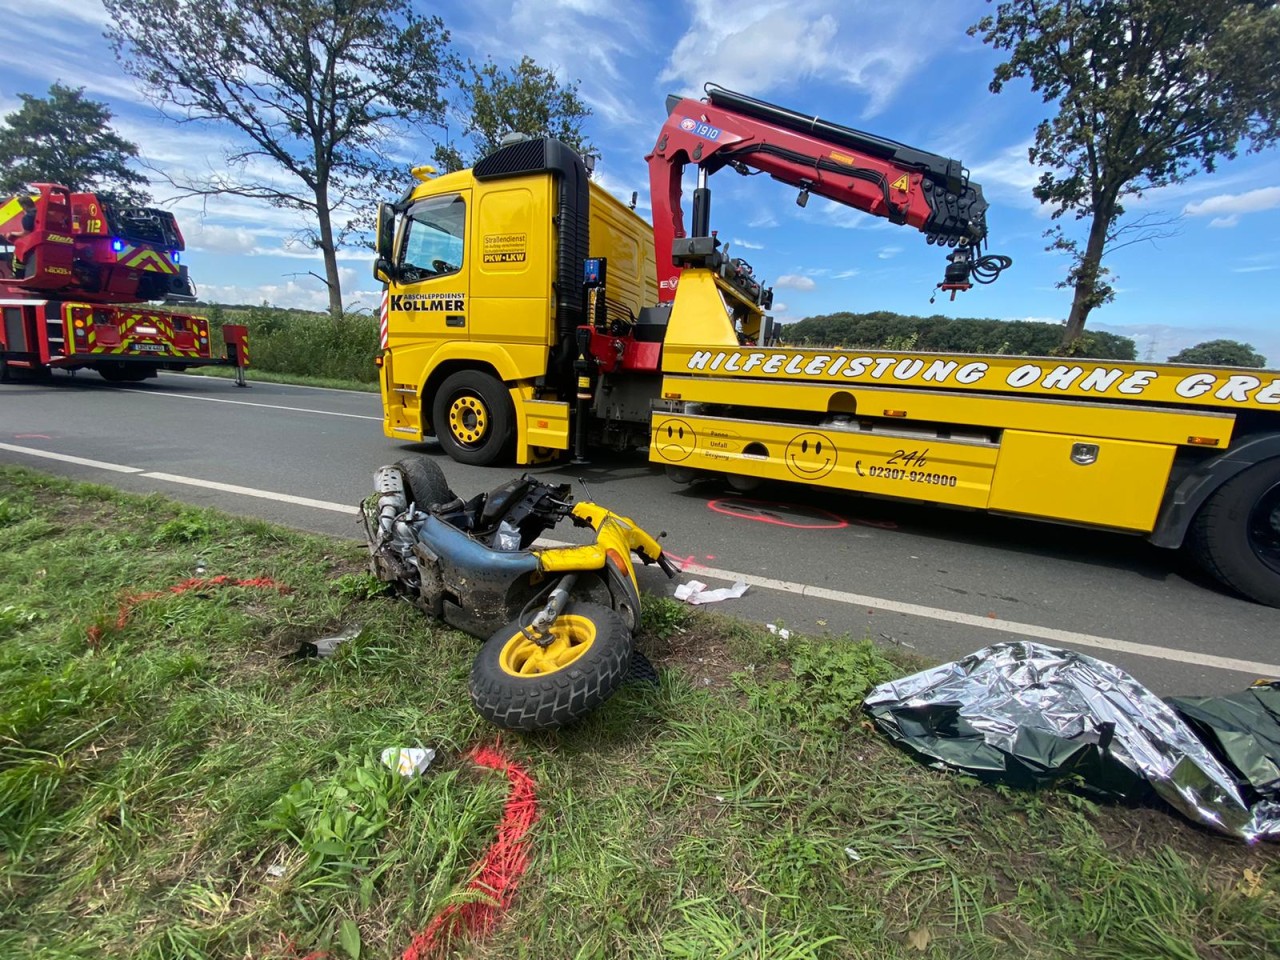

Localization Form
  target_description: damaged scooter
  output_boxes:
[362,456,678,730]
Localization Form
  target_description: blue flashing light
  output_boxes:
[171,250,181,264]
[111,238,125,253]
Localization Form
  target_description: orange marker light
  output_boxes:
[1187,436,1220,446]
[883,409,908,418]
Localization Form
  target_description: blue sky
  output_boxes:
[4,0,1278,364]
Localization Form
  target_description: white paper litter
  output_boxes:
[673,579,749,605]
[766,623,792,640]
[380,747,436,778]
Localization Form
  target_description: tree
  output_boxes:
[785,310,1137,359]
[104,0,456,320]
[0,83,149,203]
[970,1,1280,346]
[434,57,594,172]
[1168,338,1267,367]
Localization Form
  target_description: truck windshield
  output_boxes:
[400,194,465,283]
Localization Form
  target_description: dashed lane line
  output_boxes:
[2,440,1278,677]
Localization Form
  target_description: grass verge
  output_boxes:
[179,367,378,393]
[1,466,1275,960]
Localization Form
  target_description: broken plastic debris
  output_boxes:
[292,624,362,659]
[381,747,436,778]
[844,847,862,862]
[674,579,749,605]
[265,864,286,878]
[766,623,792,640]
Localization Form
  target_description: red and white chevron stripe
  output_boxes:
[379,288,389,349]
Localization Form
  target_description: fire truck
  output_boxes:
[372,85,1280,607]
[0,184,248,383]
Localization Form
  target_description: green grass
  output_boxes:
[1,466,1276,959]
[194,303,381,387]
[179,366,380,393]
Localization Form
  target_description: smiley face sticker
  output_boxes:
[655,418,696,462]
[785,431,837,479]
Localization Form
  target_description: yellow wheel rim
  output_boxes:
[449,395,489,445]
[499,615,596,678]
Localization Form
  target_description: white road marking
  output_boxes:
[681,563,1280,677]
[119,388,383,421]
[0,441,143,473]
[3,440,1277,677]
[142,472,360,515]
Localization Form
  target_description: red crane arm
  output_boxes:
[646,84,998,302]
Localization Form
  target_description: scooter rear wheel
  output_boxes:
[469,601,633,730]
[394,455,455,509]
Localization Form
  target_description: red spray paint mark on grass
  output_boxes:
[401,743,539,959]
[86,575,291,646]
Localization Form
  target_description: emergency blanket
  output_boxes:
[863,641,1280,842]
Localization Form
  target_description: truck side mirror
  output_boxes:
[375,202,396,262]
[373,257,395,284]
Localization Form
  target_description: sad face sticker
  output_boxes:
[655,418,696,462]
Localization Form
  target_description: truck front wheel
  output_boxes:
[1188,457,1280,606]
[432,370,514,466]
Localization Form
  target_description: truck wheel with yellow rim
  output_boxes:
[432,369,515,466]
[469,601,634,730]
[1188,457,1280,606]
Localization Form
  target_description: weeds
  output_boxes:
[204,304,381,385]
[1,465,1277,960]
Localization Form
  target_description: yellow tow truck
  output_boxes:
[373,86,1280,606]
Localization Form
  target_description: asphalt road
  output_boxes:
[3,370,1277,696]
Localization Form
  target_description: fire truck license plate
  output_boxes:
[135,343,166,352]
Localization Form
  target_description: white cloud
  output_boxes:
[775,274,816,290]
[833,269,860,279]
[748,211,778,228]
[184,223,259,255]
[461,0,653,129]
[592,163,650,214]
[1232,264,1277,273]
[877,246,902,260]
[658,1,964,118]
[731,237,764,249]
[771,302,789,313]
[1209,215,1239,229]
[1183,186,1280,219]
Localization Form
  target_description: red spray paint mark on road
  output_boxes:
[86,575,291,647]
[401,743,539,959]
[709,497,848,530]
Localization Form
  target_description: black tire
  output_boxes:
[470,601,634,730]
[1187,457,1280,606]
[393,455,455,509]
[432,370,514,466]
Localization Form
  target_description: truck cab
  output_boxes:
[375,138,657,465]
